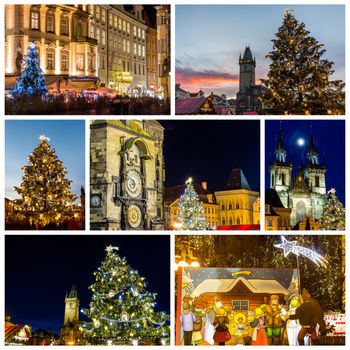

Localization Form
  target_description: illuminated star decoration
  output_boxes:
[274,236,328,267]
[105,245,119,253]
[39,134,50,143]
[185,177,193,186]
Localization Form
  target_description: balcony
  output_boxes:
[72,36,98,45]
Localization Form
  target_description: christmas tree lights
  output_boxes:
[81,245,169,344]
[319,188,345,230]
[261,12,345,115]
[12,43,48,100]
[14,135,77,228]
[176,178,208,230]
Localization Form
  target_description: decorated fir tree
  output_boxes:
[319,188,345,230]
[14,135,77,228]
[176,178,208,230]
[12,43,48,100]
[82,245,169,345]
[261,11,345,115]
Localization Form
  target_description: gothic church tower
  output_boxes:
[64,286,79,325]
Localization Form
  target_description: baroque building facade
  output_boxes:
[5,5,169,96]
[90,120,165,230]
[269,127,327,227]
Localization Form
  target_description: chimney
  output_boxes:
[202,182,207,190]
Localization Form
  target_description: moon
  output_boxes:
[297,138,305,146]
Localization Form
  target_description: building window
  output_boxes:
[96,28,100,43]
[126,40,130,53]
[61,15,69,35]
[237,217,240,225]
[118,18,122,30]
[138,64,141,75]
[76,53,84,70]
[142,65,145,75]
[122,20,126,32]
[113,16,117,28]
[315,175,320,187]
[100,53,105,69]
[123,39,126,52]
[113,36,117,49]
[282,173,286,185]
[271,174,275,187]
[95,6,100,19]
[232,300,249,311]
[142,29,145,40]
[133,43,137,55]
[108,13,113,26]
[138,27,141,38]
[46,11,55,32]
[267,219,273,227]
[222,218,225,225]
[142,45,145,57]
[46,49,54,70]
[133,26,137,37]
[134,62,137,74]
[127,22,130,34]
[236,203,240,209]
[61,51,69,71]
[30,6,40,30]
[138,44,141,56]
[89,5,94,15]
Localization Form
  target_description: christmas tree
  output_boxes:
[14,135,77,228]
[176,178,208,230]
[82,245,169,345]
[261,11,345,115]
[319,188,345,230]
[11,43,48,100]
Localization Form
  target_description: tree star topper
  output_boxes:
[274,236,327,267]
[284,8,295,16]
[105,245,119,253]
[39,134,50,143]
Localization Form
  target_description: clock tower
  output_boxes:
[90,120,165,230]
[64,286,79,325]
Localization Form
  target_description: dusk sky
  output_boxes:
[176,5,345,98]
[162,120,260,191]
[5,120,85,201]
[265,120,345,205]
[5,235,170,333]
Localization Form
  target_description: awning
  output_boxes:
[5,75,62,90]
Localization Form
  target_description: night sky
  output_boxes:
[124,5,160,28]
[5,235,170,334]
[265,120,345,205]
[162,120,260,191]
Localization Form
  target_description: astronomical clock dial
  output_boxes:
[127,205,142,228]
[125,170,142,198]
[90,195,101,207]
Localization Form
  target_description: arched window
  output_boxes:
[46,9,55,32]
[228,203,232,210]
[61,50,69,71]
[31,6,40,30]
[46,48,55,70]
[222,218,225,225]
[60,14,69,35]
[236,202,240,210]
[229,218,232,225]
[237,217,240,225]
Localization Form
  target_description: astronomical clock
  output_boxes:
[90,120,165,230]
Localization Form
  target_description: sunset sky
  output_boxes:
[176,5,345,98]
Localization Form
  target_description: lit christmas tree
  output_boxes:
[319,188,345,230]
[261,11,345,115]
[176,178,208,230]
[11,43,48,100]
[14,135,77,228]
[82,245,169,345]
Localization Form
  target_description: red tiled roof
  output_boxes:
[175,97,207,114]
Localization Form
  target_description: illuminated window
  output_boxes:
[232,300,249,311]
[138,27,141,38]
[113,16,117,28]
[123,39,126,52]
[101,30,105,45]
[127,22,130,33]
[76,53,84,70]
[133,26,137,36]
[118,18,122,30]
[142,45,145,57]
[126,40,130,53]
[95,6,100,19]
[101,9,106,22]
[61,51,69,71]
[108,13,113,26]
[31,6,40,30]
[46,49,54,70]
[46,11,55,32]
[123,20,126,32]
[61,14,69,35]
[142,29,145,40]
[133,43,137,55]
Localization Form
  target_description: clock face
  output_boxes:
[127,205,142,228]
[91,195,101,207]
[125,170,142,198]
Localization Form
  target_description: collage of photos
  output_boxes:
[2,2,347,348]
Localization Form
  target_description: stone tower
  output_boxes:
[269,126,293,208]
[64,286,79,325]
[239,46,256,94]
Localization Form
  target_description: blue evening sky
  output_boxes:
[5,120,85,201]
[176,5,345,98]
